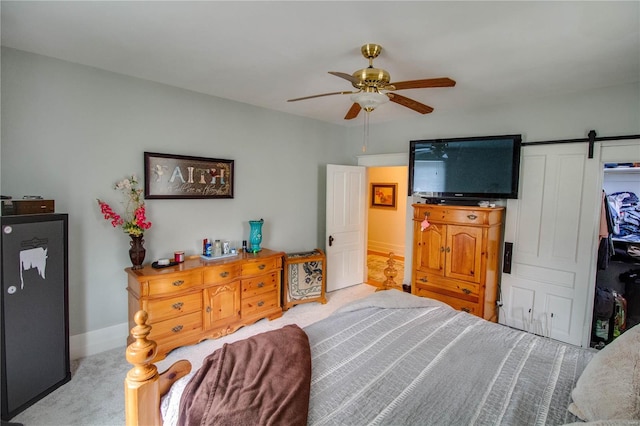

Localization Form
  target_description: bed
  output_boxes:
[125,290,640,425]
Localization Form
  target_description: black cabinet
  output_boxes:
[1,214,70,421]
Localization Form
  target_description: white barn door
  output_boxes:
[326,164,366,292]
[500,142,601,346]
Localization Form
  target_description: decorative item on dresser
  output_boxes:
[282,249,327,311]
[411,203,505,321]
[126,248,284,361]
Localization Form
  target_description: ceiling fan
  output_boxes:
[287,43,456,120]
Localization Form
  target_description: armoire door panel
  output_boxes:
[446,225,483,284]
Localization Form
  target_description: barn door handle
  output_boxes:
[503,242,513,274]
[329,235,334,247]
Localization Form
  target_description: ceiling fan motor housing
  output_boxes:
[352,68,390,90]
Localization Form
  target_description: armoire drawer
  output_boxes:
[415,288,479,315]
[414,271,479,301]
[415,206,491,225]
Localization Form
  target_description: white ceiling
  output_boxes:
[2,1,639,127]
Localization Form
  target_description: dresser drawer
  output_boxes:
[144,292,202,323]
[147,272,202,296]
[148,310,202,340]
[241,257,279,276]
[242,272,278,298]
[203,264,241,285]
[414,271,479,301]
[241,291,279,317]
[415,288,479,315]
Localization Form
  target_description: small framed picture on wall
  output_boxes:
[371,183,397,209]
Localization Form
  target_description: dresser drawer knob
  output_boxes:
[220,271,229,278]
[257,300,265,307]
[206,306,212,313]
[258,264,266,270]
[172,280,184,287]
[171,325,183,333]
[461,308,471,313]
[257,282,265,288]
[172,302,184,310]
[420,277,428,283]
[467,214,478,220]
[462,288,471,295]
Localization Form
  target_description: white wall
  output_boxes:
[0,48,352,345]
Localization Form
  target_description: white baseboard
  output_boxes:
[367,241,404,258]
[70,321,128,360]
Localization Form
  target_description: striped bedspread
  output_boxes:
[304,290,594,426]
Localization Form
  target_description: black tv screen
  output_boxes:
[409,134,522,200]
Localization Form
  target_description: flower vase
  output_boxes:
[249,219,264,253]
[129,235,146,270]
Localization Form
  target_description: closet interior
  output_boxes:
[592,163,640,348]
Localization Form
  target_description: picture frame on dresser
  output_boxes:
[371,183,397,209]
[144,152,234,199]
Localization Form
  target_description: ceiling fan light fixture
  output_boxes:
[350,91,389,112]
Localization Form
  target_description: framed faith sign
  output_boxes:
[144,152,234,199]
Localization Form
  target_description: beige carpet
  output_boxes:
[10,283,376,426]
[367,253,405,286]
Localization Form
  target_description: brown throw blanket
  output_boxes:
[177,325,311,426]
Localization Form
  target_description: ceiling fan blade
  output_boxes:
[389,78,456,91]
[388,93,434,114]
[329,71,361,85]
[344,103,362,120]
[287,91,356,102]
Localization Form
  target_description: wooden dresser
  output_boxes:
[411,204,504,322]
[126,248,284,361]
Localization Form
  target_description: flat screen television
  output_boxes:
[409,134,522,201]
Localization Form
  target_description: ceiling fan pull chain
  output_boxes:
[362,111,370,153]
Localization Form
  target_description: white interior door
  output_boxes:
[500,141,602,346]
[326,164,366,292]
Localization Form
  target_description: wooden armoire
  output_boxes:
[411,204,504,322]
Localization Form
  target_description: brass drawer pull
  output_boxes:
[461,308,471,313]
[172,280,184,287]
[172,325,183,333]
[445,247,451,253]
[424,212,430,217]
[440,246,445,252]
[220,271,229,278]
[257,301,265,307]
[467,214,478,220]
[257,282,265,288]
[206,306,212,313]
[462,288,471,295]
[420,277,428,283]
[258,264,266,270]
[172,302,184,310]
